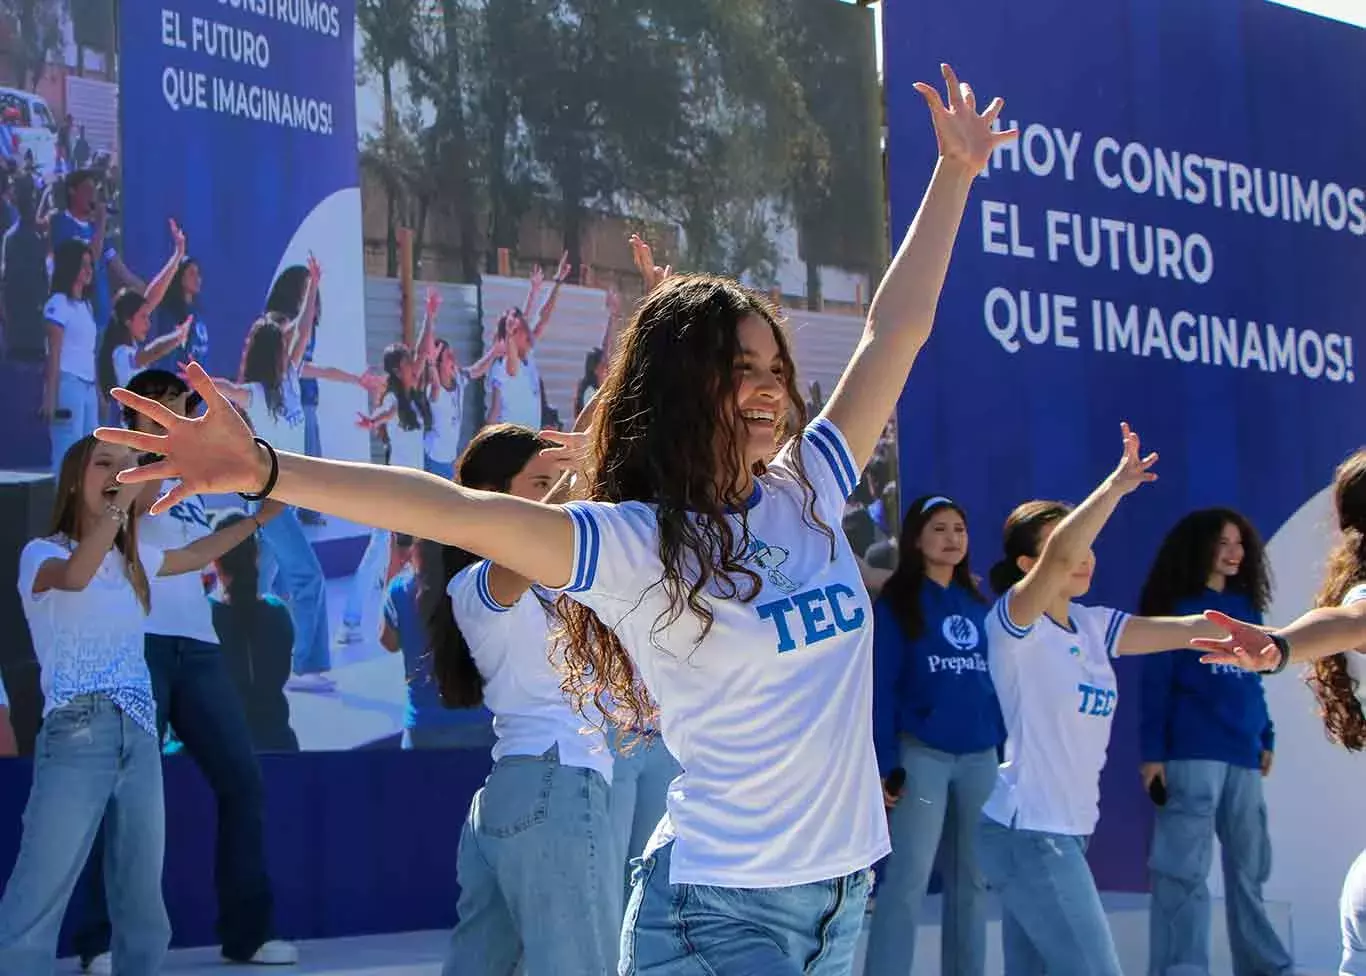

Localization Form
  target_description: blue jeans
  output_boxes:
[609,733,681,923]
[425,455,455,480]
[622,840,870,975]
[977,816,1121,976]
[299,402,322,522]
[1148,759,1292,976]
[343,527,390,630]
[1341,848,1366,974]
[865,738,998,976]
[50,370,99,474]
[258,506,331,674]
[0,696,169,976]
[74,636,274,963]
[442,746,616,976]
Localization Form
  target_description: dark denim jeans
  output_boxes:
[73,636,274,963]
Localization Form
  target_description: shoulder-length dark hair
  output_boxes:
[574,347,604,417]
[50,238,92,300]
[382,343,432,434]
[879,495,986,641]
[428,424,551,707]
[241,316,288,417]
[161,257,199,322]
[555,273,831,730]
[988,500,1074,595]
[212,511,260,611]
[1309,449,1366,751]
[1138,508,1270,617]
[51,436,150,612]
[265,264,317,324]
[96,289,149,399]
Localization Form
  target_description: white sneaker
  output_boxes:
[227,939,299,966]
[334,624,364,646]
[84,954,112,975]
[286,672,337,693]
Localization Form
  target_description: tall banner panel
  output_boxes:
[885,0,1366,952]
[121,0,369,462]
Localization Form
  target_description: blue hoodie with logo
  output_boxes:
[1139,588,1274,770]
[872,579,1005,774]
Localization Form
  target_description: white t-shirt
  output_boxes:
[44,293,98,383]
[244,367,306,454]
[983,592,1130,837]
[1341,584,1366,709]
[489,352,542,430]
[18,536,165,732]
[425,373,468,465]
[137,496,219,645]
[550,417,888,888]
[448,560,612,782]
[381,392,427,471]
[112,343,139,388]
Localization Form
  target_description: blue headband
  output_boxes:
[921,495,955,514]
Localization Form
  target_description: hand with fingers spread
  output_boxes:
[630,234,671,294]
[94,362,271,514]
[1189,611,1282,672]
[169,218,187,254]
[539,429,591,479]
[1106,422,1159,497]
[913,63,1017,172]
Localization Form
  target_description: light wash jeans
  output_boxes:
[443,745,617,976]
[0,696,169,976]
[977,816,1122,976]
[299,401,323,522]
[1341,848,1366,974]
[609,732,681,923]
[864,737,998,976]
[50,370,99,473]
[258,506,331,674]
[343,527,390,630]
[1148,759,1293,976]
[622,839,870,975]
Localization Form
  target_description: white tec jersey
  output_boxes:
[983,591,1129,837]
[551,418,889,888]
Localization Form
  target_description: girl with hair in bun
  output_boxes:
[1192,448,1366,974]
[978,425,1234,976]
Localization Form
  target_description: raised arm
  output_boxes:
[464,337,504,381]
[823,65,1016,468]
[99,364,578,591]
[133,316,191,368]
[33,484,141,593]
[287,255,321,368]
[529,252,570,345]
[141,219,187,312]
[1006,424,1158,631]
[415,285,441,368]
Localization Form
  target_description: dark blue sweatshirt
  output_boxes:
[1139,588,1274,769]
[872,579,1005,774]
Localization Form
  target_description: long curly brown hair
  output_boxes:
[1307,448,1366,751]
[555,273,831,731]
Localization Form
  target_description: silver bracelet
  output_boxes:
[104,503,129,529]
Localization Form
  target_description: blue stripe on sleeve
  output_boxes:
[561,503,601,594]
[474,562,511,613]
[803,421,857,498]
[1104,610,1128,657]
[995,594,1032,639]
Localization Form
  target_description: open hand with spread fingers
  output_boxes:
[1108,422,1159,496]
[94,361,271,514]
[1190,610,1282,672]
[913,64,1017,172]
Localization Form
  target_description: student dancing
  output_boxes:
[977,425,1239,976]
[0,437,263,975]
[430,423,614,975]
[1191,449,1366,976]
[1138,509,1292,976]
[99,63,1007,976]
[865,494,1004,976]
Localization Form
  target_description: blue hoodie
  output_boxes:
[1139,588,1274,769]
[872,579,1005,774]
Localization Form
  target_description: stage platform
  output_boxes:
[61,893,1319,976]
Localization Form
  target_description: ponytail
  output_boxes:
[420,539,485,708]
[988,558,1024,596]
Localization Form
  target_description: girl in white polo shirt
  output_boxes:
[102,64,1009,975]
[979,424,1231,976]
[433,423,615,976]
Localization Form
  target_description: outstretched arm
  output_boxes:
[159,501,282,577]
[102,364,579,590]
[823,65,1016,469]
[141,219,188,312]
[1193,603,1366,672]
[529,252,570,345]
[1115,616,1229,657]
[133,317,192,368]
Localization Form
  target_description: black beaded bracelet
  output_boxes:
[1267,632,1292,675]
[239,437,280,502]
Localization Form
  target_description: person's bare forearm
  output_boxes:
[1277,606,1366,665]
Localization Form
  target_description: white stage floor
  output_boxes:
[62,893,1324,975]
